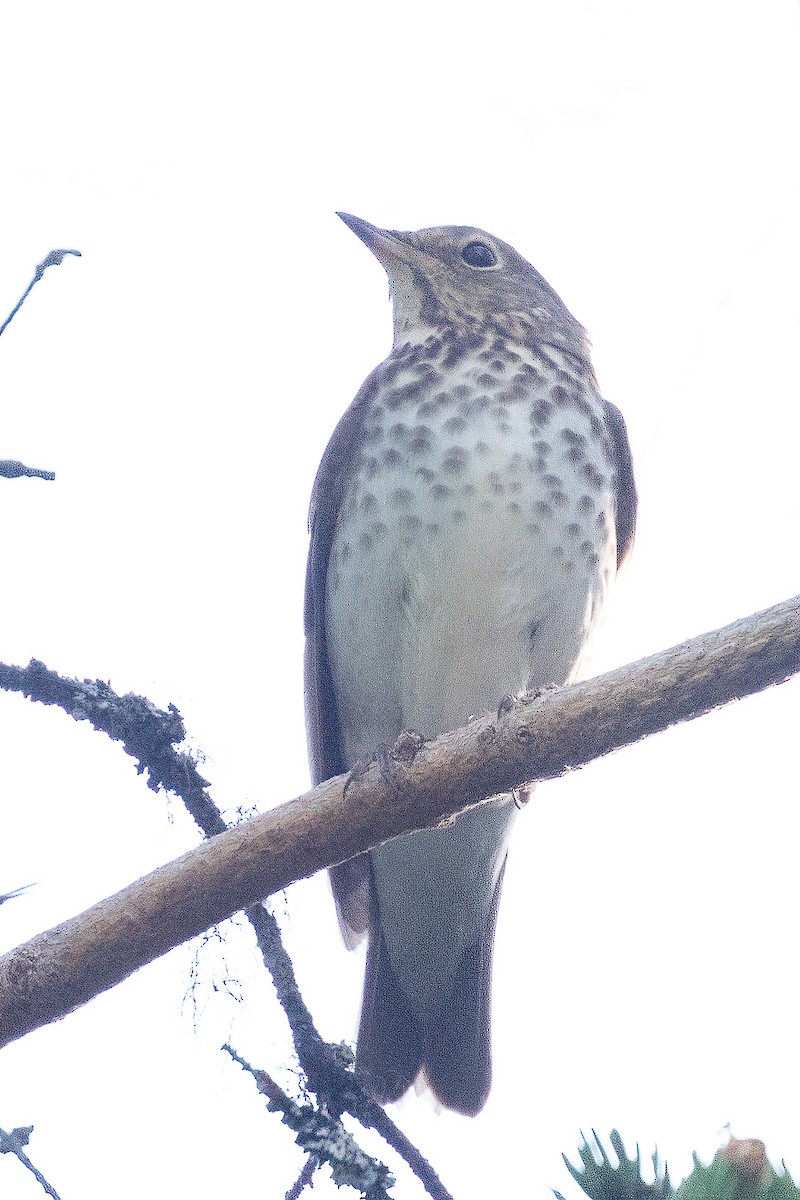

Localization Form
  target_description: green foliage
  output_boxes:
[677,1149,798,1200]
[558,1131,799,1200]
[557,1129,670,1200]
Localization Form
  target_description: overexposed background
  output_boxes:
[1,1,799,1197]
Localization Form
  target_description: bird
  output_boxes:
[304,213,636,1115]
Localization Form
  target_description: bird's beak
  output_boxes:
[337,212,406,270]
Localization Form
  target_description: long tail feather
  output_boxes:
[357,928,422,1104]
[357,856,508,1114]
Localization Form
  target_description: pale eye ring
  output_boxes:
[461,241,497,268]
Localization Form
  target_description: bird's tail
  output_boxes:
[356,930,423,1106]
[356,858,506,1116]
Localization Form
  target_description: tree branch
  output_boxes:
[224,1047,396,1200]
[0,594,797,1051]
[0,660,453,1196]
[0,460,55,481]
[0,248,81,338]
[0,1125,63,1199]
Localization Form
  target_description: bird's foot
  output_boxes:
[496,692,520,718]
[343,730,426,800]
[376,730,426,797]
[342,755,374,799]
[387,729,426,764]
[497,682,559,721]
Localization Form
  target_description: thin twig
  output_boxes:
[225,1048,395,1200]
[0,659,217,821]
[0,460,55,481]
[0,884,36,907]
[361,1105,455,1200]
[0,1125,63,1199]
[286,1155,318,1200]
[243,904,454,1198]
[0,249,81,338]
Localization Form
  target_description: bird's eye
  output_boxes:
[461,241,497,268]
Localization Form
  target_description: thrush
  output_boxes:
[304,213,636,1115]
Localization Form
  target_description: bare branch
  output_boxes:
[225,1047,395,1199]
[0,659,221,832]
[239,902,455,1197]
[0,594,797,1052]
[0,461,55,481]
[0,885,36,907]
[361,1106,455,1200]
[0,249,81,338]
[285,1156,317,1200]
[0,1125,63,1199]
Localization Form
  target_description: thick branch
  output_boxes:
[0,594,797,1049]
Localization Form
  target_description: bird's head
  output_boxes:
[337,212,588,359]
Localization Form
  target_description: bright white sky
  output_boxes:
[1,2,799,1198]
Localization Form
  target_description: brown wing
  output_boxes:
[304,368,380,782]
[304,369,383,946]
[602,398,637,571]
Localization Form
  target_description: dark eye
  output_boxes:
[461,241,497,268]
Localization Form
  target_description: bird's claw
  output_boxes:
[376,731,425,797]
[389,729,426,763]
[497,693,519,718]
